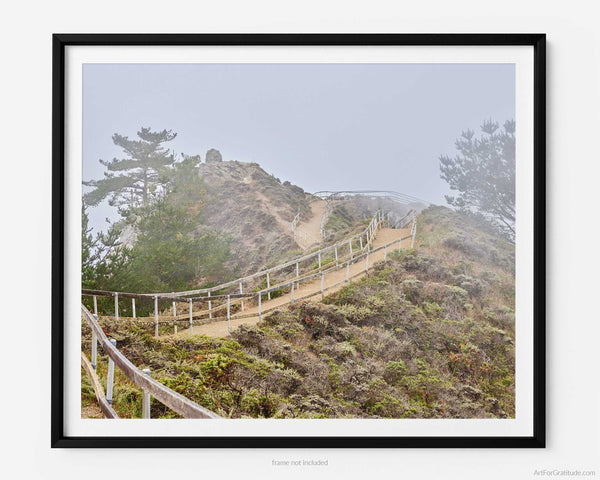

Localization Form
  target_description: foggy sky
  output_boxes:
[83,63,515,232]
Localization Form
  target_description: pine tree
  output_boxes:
[81,206,99,288]
[439,119,515,241]
[83,127,177,209]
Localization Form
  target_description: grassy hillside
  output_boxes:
[196,160,312,276]
[83,206,515,419]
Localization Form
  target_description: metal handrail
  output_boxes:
[312,190,431,205]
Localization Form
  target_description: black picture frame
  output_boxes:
[52,33,546,448]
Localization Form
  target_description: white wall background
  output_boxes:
[0,1,598,478]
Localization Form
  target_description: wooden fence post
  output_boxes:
[398,238,402,251]
[106,339,117,404]
[346,262,350,284]
[114,292,119,321]
[349,240,353,258]
[267,273,271,300]
[172,296,177,334]
[334,246,338,266]
[318,252,322,269]
[142,368,151,419]
[189,298,193,334]
[291,283,294,303]
[360,237,363,251]
[93,295,98,316]
[411,221,417,248]
[366,251,370,274]
[296,262,299,288]
[91,315,98,370]
[239,282,244,312]
[208,291,212,319]
[132,298,136,318]
[258,292,262,322]
[227,295,231,335]
[321,272,324,298]
[154,296,159,338]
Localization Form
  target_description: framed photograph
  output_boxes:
[52,33,545,447]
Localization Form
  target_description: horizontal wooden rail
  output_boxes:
[82,289,185,302]
[83,225,414,308]
[81,305,221,419]
[84,209,396,303]
[80,206,418,417]
[90,232,414,329]
[81,352,119,419]
[151,209,391,297]
[82,207,417,333]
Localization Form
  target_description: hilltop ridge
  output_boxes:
[194,159,313,275]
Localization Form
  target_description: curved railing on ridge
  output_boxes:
[313,190,429,240]
[313,190,431,205]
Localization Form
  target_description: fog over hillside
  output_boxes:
[82,63,515,234]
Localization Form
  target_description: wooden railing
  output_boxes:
[84,209,390,305]
[319,198,333,239]
[314,190,426,241]
[81,205,418,418]
[81,304,221,419]
[82,210,418,337]
[291,210,320,248]
[157,209,393,298]
[81,351,119,419]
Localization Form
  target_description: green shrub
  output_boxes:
[384,360,407,385]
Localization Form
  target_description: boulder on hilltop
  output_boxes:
[205,148,223,163]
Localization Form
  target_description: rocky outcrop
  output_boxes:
[205,148,223,163]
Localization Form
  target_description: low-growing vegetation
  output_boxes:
[83,206,515,419]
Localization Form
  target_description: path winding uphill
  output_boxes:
[80,191,424,420]
[175,224,411,338]
[294,199,327,250]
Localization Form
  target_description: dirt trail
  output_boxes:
[176,225,412,338]
[81,403,104,419]
[254,190,295,237]
[295,199,327,250]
